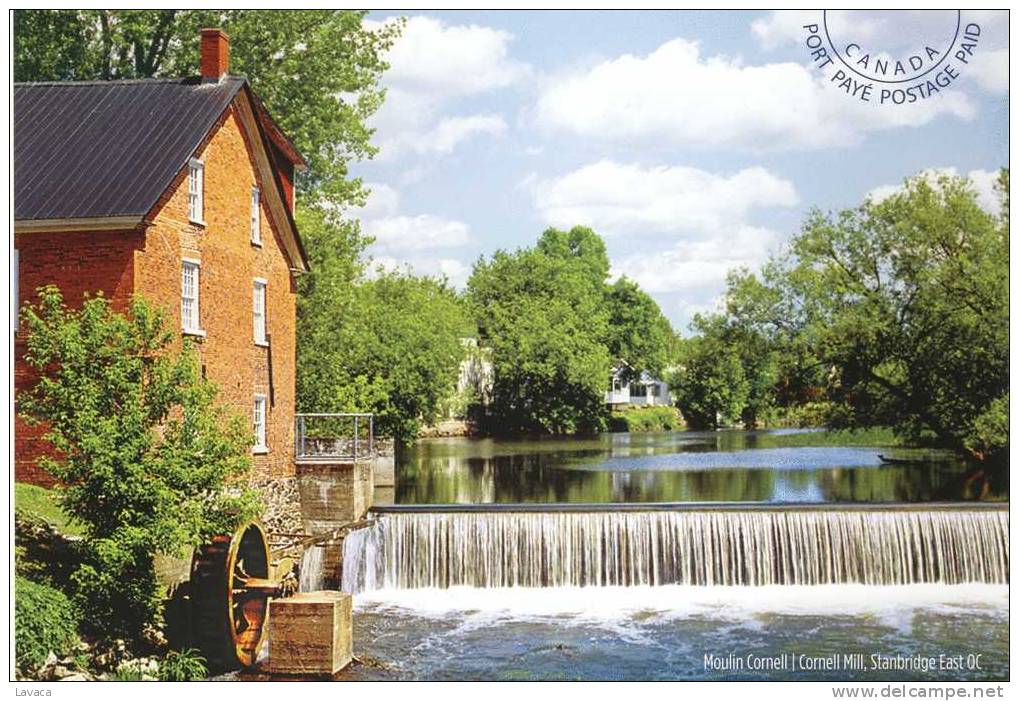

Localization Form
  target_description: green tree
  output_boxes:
[713,269,797,428]
[11,10,92,80]
[17,288,258,645]
[13,9,400,205]
[299,267,469,439]
[670,315,750,429]
[469,227,613,433]
[780,170,1009,456]
[605,277,675,382]
[296,203,372,413]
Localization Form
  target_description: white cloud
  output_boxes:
[366,215,470,252]
[673,296,725,323]
[360,182,401,219]
[371,15,528,97]
[968,49,1009,94]
[370,255,471,288]
[613,226,782,294]
[967,169,1005,212]
[529,160,798,237]
[381,113,507,158]
[354,182,473,284]
[534,38,975,151]
[867,167,1003,213]
[752,11,904,51]
[528,160,797,304]
[751,11,823,50]
[367,15,527,160]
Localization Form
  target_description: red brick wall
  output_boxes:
[14,229,142,484]
[15,101,299,484]
[137,105,298,478]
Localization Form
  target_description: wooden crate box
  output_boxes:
[268,591,353,676]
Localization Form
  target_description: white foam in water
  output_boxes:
[353,583,1009,622]
[341,510,1009,592]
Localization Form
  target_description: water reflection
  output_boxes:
[394,430,1007,504]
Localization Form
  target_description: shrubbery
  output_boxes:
[158,649,208,681]
[964,394,1009,460]
[15,576,80,672]
[609,406,681,432]
[18,288,259,646]
[759,402,832,429]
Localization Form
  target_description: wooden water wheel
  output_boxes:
[189,521,285,671]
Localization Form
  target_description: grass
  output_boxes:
[14,483,82,536]
[609,406,681,432]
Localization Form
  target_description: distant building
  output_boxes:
[456,338,494,404]
[436,338,494,420]
[605,367,671,407]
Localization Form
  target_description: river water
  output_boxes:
[327,430,1008,681]
[390,430,1006,504]
[342,585,1008,681]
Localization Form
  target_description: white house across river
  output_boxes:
[605,368,672,407]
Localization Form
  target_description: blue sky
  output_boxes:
[351,10,1008,331]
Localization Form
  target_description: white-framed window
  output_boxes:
[253,395,268,452]
[250,186,261,245]
[253,278,267,345]
[181,259,203,334]
[188,159,204,223]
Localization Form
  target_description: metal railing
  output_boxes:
[295,413,375,461]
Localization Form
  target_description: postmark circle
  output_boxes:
[822,10,961,84]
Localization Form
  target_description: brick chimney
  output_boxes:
[200,28,230,82]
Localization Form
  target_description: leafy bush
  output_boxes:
[759,402,833,429]
[609,406,681,432]
[17,288,260,645]
[159,649,208,681]
[964,394,1009,460]
[110,666,145,681]
[15,576,79,672]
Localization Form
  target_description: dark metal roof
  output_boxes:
[14,77,246,221]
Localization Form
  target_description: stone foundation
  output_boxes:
[251,476,303,536]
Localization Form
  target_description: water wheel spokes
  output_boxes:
[190,521,281,671]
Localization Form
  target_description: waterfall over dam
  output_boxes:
[339,504,1009,593]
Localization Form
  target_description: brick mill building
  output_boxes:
[13,29,308,484]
